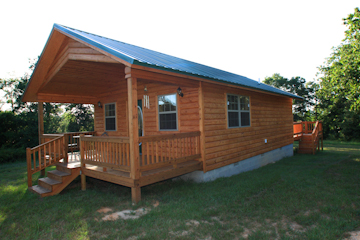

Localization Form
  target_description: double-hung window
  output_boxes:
[227,94,250,128]
[105,103,116,131]
[158,94,177,130]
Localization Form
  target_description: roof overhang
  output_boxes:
[23,24,303,103]
[22,28,127,103]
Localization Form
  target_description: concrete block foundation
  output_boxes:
[177,143,293,183]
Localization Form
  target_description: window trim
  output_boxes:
[104,102,117,131]
[226,94,251,128]
[157,93,178,131]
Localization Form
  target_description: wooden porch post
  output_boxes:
[126,67,141,204]
[199,82,206,173]
[26,148,32,187]
[38,102,44,144]
[80,134,86,191]
[38,102,45,176]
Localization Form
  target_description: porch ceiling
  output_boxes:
[38,60,125,97]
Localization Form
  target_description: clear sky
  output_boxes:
[0,0,359,83]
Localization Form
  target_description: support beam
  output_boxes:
[131,187,141,204]
[80,134,86,191]
[199,82,207,173]
[38,102,44,144]
[126,69,141,203]
[38,102,45,176]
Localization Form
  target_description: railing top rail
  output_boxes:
[41,133,64,137]
[312,121,319,135]
[139,131,201,143]
[80,135,130,143]
[293,121,320,124]
[64,131,95,135]
[31,135,64,150]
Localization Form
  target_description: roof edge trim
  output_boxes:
[53,24,135,65]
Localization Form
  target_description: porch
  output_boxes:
[26,131,202,202]
[293,121,323,154]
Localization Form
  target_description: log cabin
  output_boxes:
[22,24,321,203]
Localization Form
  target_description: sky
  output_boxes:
[0,0,359,102]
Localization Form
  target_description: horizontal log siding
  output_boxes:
[136,79,200,136]
[94,79,128,137]
[202,82,293,171]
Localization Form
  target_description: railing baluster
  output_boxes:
[155,142,158,163]
[127,143,130,166]
[176,138,178,159]
[160,141,163,162]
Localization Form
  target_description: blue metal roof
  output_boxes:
[54,24,301,99]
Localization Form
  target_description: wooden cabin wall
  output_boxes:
[93,79,128,137]
[93,77,200,137]
[136,79,200,136]
[202,82,293,171]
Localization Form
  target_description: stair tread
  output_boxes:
[39,177,61,185]
[30,185,51,194]
[48,170,71,177]
[57,162,80,169]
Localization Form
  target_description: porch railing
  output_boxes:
[26,135,66,187]
[26,131,96,187]
[139,131,201,172]
[41,131,95,162]
[80,136,131,172]
[79,131,201,175]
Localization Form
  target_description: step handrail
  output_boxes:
[311,121,320,154]
[26,135,66,187]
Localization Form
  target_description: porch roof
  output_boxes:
[50,24,301,100]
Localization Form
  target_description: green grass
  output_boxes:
[1,140,359,239]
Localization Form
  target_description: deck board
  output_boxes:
[70,151,202,187]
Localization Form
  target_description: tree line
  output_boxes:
[0,8,359,162]
[264,8,360,141]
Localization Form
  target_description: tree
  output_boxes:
[58,104,94,133]
[317,8,360,140]
[263,73,318,121]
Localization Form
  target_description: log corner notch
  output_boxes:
[125,67,141,204]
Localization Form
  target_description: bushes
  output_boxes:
[0,147,26,164]
[0,111,38,163]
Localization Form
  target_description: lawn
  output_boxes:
[0,140,359,239]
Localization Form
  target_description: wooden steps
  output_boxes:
[297,134,322,154]
[29,162,80,197]
[293,121,323,155]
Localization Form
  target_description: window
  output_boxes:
[227,94,250,128]
[105,103,116,131]
[158,94,177,130]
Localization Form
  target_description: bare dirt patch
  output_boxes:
[102,208,150,221]
[97,207,113,214]
[344,231,360,240]
[96,201,160,221]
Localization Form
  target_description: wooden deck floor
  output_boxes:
[65,152,202,188]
